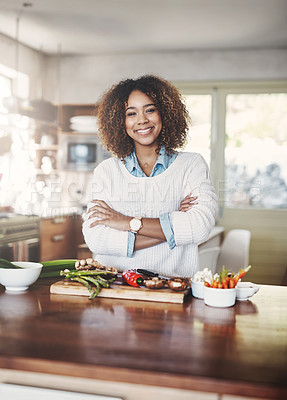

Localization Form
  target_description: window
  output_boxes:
[177,82,287,209]
[225,93,287,208]
[183,94,212,167]
[0,74,12,124]
[0,69,32,212]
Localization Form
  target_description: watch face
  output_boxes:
[130,218,141,231]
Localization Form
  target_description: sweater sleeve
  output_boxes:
[171,154,218,246]
[82,161,129,257]
[82,217,129,256]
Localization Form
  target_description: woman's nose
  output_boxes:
[137,111,148,124]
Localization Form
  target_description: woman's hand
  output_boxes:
[87,194,197,233]
[88,199,130,231]
[178,194,198,211]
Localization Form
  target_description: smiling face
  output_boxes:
[125,90,162,151]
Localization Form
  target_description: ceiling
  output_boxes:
[0,0,287,55]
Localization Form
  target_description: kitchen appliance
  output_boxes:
[0,214,40,262]
[59,133,110,171]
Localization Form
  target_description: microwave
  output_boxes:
[59,133,110,171]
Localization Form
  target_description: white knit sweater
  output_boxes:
[82,152,217,277]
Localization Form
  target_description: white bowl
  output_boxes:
[0,261,43,292]
[204,286,236,308]
[70,115,98,124]
[236,281,260,301]
[191,281,205,299]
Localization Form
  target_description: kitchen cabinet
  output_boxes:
[57,104,110,172]
[33,121,59,175]
[40,214,84,261]
[58,104,98,133]
[30,100,59,178]
[32,103,98,177]
[77,243,92,260]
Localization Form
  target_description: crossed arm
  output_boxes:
[87,194,197,250]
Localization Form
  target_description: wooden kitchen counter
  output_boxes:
[0,280,286,399]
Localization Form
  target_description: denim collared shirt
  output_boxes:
[124,148,177,257]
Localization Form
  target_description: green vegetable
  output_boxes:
[73,276,101,299]
[61,268,117,299]
[0,257,117,299]
[0,258,78,275]
[39,259,77,278]
[93,275,115,288]
[41,259,77,268]
[0,259,22,269]
[60,269,114,278]
[71,276,98,299]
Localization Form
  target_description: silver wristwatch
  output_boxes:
[129,217,142,233]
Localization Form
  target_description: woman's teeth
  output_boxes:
[136,127,152,134]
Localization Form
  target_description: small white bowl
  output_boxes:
[0,261,43,292]
[191,281,205,299]
[236,282,259,301]
[204,286,236,308]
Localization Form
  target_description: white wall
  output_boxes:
[45,47,287,104]
[1,30,286,104]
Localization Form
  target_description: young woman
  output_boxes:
[82,75,217,277]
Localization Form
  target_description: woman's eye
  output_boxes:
[146,108,156,113]
[126,111,136,117]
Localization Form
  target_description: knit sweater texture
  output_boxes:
[82,152,217,277]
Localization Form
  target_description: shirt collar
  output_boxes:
[156,147,170,170]
[124,146,171,174]
[124,151,139,174]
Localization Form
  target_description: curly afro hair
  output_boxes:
[97,74,190,159]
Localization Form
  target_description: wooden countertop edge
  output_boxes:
[0,356,286,400]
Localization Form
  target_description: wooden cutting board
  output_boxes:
[50,280,190,303]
